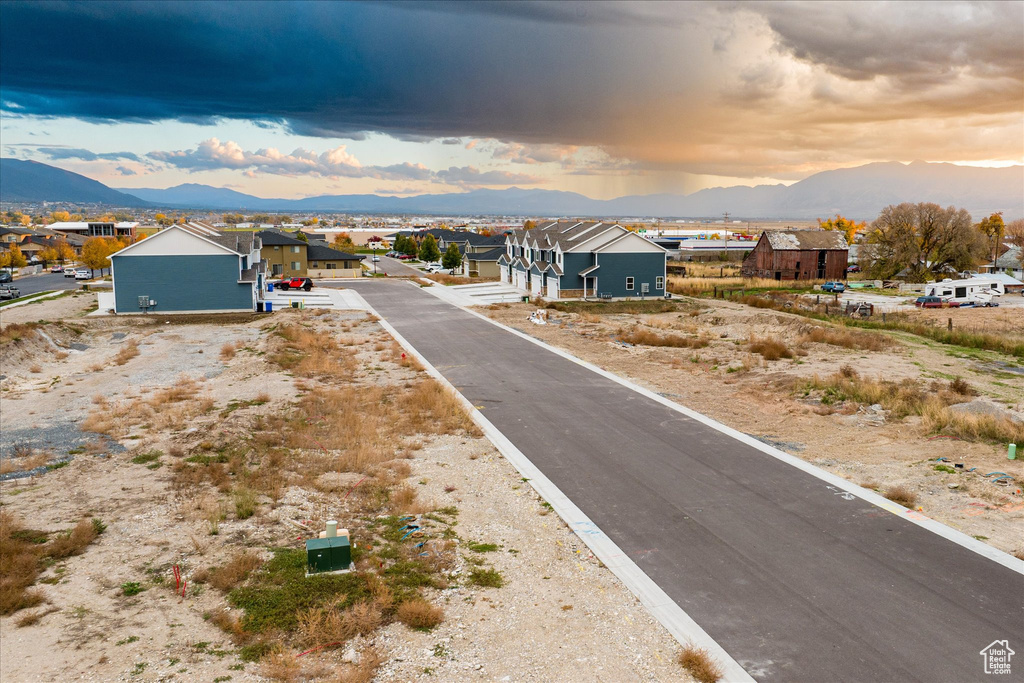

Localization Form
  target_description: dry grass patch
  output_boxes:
[677,644,723,683]
[798,326,890,352]
[205,551,264,592]
[0,512,105,615]
[748,335,793,360]
[395,598,443,629]
[220,341,241,360]
[922,403,1024,444]
[617,326,709,349]
[883,485,918,508]
[801,370,978,421]
[112,339,140,365]
[270,324,355,378]
[0,322,40,345]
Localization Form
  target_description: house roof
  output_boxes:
[579,263,600,276]
[973,272,1023,286]
[112,223,258,258]
[306,243,364,261]
[991,245,1022,270]
[466,246,505,262]
[0,226,34,236]
[506,221,623,252]
[257,229,307,247]
[764,230,848,251]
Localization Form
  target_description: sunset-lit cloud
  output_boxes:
[0,1,1019,197]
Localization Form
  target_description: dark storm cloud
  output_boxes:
[1,1,1020,177]
[756,1,1024,85]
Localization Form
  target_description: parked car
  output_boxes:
[0,270,12,284]
[915,296,959,308]
[74,269,92,280]
[273,277,313,291]
[50,265,64,273]
[846,264,861,273]
[64,267,79,277]
[371,255,380,262]
[0,285,21,300]
[821,281,846,293]
[398,254,414,260]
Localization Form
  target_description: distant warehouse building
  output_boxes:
[109,223,265,313]
[741,230,848,281]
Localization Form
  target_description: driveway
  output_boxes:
[350,280,1023,683]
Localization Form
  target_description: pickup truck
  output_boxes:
[0,285,21,300]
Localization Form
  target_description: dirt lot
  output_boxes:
[0,297,690,682]
[487,298,1024,558]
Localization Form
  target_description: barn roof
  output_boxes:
[764,230,848,251]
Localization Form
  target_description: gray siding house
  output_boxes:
[498,221,667,299]
[110,223,264,313]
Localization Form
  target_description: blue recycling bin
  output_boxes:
[266,302,273,313]
[267,282,274,292]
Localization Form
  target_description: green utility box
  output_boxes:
[305,536,352,575]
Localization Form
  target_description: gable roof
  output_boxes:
[764,230,848,251]
[306,243,364,261]
[111,223,258,258]
[257,229,307,247]
[991,245,1022,269]
[466,246,505,262]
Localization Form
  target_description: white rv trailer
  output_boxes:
[924,278,1004,303]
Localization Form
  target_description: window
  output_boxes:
[626,276,634,290]
[274,245,280,251]
[656,276,664,290]
[291,245,300,253]
[291,261,301,270]
[310,261,319,268]
[326,263,336,270]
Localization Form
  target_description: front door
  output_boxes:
[586,276,597,297]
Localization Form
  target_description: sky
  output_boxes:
[1,1,1021,200]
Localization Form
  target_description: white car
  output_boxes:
[371,255,380,262]
[74,269,92,280]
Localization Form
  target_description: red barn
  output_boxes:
[741,230,849,281]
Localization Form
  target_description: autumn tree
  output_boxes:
[817,214,866,245]
[294,230,309,243]
[50,210,71,223]
[37,246,58,266]
[6,245,28,268]
[0,251,9,270]
[81,238,114,276]
[861,202,987,281]
[523,219,537,230]
[332,232,356,253]
[155,213,171,226]
[1005,219,1024,250]
[418,234,441,262]
[55,240,76,265]
[976,213,1005,265]
[441,242,462,273]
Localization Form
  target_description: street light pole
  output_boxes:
[373,246,377,275]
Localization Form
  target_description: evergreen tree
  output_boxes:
[442,242,462,273]
[418,234,441,262]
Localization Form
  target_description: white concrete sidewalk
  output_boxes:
[265,287,367,311]
[421,281,526,307]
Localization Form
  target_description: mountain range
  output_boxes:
[2,157,1021,220]
[0,158,152,207]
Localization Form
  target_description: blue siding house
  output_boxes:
[110,223,264,313]
[498,221,667,299]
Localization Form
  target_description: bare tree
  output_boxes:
[862,202,987,281]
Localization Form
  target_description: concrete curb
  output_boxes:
[353,288,756,683]
[416,283,1024,577]
[0,290,63,310]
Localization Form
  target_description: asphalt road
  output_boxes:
[6,270,82,296]
[352,280,1024,683]
[371,255,420,277]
